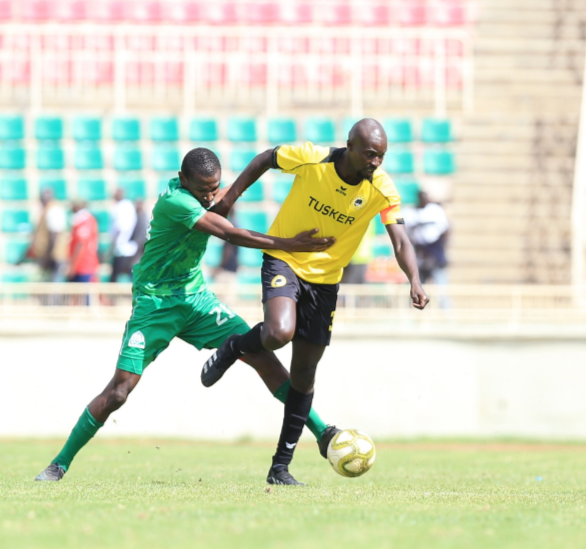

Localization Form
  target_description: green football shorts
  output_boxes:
[116,289,250,376]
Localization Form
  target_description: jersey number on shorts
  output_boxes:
[210,304,236,326]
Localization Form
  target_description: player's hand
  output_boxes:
[410,282,429,310]
[287,229,336,253]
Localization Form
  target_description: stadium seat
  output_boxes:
[0,145,26,169]
[238,211,268,233]
[229,149,257,173]
[373,215,386,236]
[238,247,263,268]
[244,3,279,24]
[394,179,420,205]
[1,270,31,283]
[383,119,413,143]
[305,117,336,144]
[75,144,103,170]
[158,177,171,194]
[72,116,102,141]
[90,210,110,233]
[35,116,63,141]
[36,144,64,170]
[163,1,201,23]
[227,117,257,142]
[267,118,296,144]
[117,178,146,200]
[373,242,393,257]
[21,0,52,20]
[358,4,391,26]
[0,0,12,20]
[341,117,360,140]
[5,240,30,265]
[272,176,293,203]
[430,2,466,26]
[423,150,455,175]
[55,0,88,21]
[320,4,352,25]
[202,3,238,25]
[113,146,143,171]
[91,0,125,21]
[112,117,141,141]
[39,177,67,200]
[150,117,179,142]
[203,237,223,268]
[189,118,218,142]
[0,114,24,140]
[238,182,264,202]
[126,1,163,22]
[278,4,312,25]
[398,2,426,25]
[77,178,107,201]
[0,176,28,200]
[237,269,262,285]
[421,119,453,143]
[1,210,31,233]
[385,149,414,174]
[152,146,180,171]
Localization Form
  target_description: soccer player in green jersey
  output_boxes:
[35,148,335,482]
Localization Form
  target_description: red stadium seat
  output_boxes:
[21,0,52,21]
[41,35,74,50]
[163,1,201,23]
[278,4,312,25]
[157,35,185,51]
[81,60,114,84]
[163,61,184,84]
[278,64,308,87]
[125,35,156,51]
[277,36,310,54]
[194,36,226,52]
[0,60,31,84]
[126,61,155,85]
[91,1,125,22]
[83,35,115,50]
[320,4,352,26]
[0,0,11,20]
[202,3,239,25]
[127,1,163,23]
[397,1,426,26]
[43,58,72,84]
[429,1,466,26]
[244,3,279,25]
[200,62,227,86]
[55,0,87,21]
[312,37,350,55]
[234,63,267,86]
[358,4,391,26]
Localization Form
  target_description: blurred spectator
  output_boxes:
[130,199,148,267]
[110,189,138,282]
[27,189,68,281]
[404,191,449,286]
[342,220,375,284]
[69,200,99,283]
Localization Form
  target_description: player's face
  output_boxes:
[348,136,387,181]
[180,169,221,209]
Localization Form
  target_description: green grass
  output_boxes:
[2,439,586,549]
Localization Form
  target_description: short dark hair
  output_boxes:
[181,148,221,180]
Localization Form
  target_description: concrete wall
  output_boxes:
[2,333,586,440]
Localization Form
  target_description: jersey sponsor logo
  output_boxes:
[308,196,355,225]
[351,195,367,210]
[271,274,287,288]
[128,331,146,349]
[336,186,347,196]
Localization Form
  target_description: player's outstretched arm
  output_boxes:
[195,211,335,253]
[211,149,274,218]
[386,223,430,310]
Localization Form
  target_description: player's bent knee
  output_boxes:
[108,387,130,410]
[262,324,294,350]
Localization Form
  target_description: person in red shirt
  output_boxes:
[68,201,99,282]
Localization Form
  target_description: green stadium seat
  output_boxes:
[0,115,24,140]
[73,116,102,141]
[0,145,26,169]
[189,118,218,142]
[112,117,141,141]
[35,116,63,141]
[421,119,453,143]
[75,144,103,170]
[238,247,263,268]
[117,178,146,200]
[0,176,28,200]
[152,146,180,171]
[90,210,110,233]
[158,177,171,195]
[36,143,64,170]
[5,239,29,264]
[305,117,335,144]
[204,237,223,268]
[1,210,31,233]
[395,178,420,205]
[384,118,413,143]
[229,149,257,172]
[267,118,296,144]
[227,117,257,142]
[237,269,262,285]
[341,117,360,140]
[423,150,455,175]
[238,211,268,233]
[113,146,143,171]
[374,215,387,236]
[150,117,179,142]
[78,178,107,201]
[272,175,294,203]
[39,177,67,200]
[1,271,31,282]
[373,242,393,257]
[385,149,414,174]
[239,182,264,202]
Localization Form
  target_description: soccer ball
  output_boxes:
[327,429,376,478]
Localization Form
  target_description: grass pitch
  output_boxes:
[2,439,586,549]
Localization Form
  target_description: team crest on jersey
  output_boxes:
[351,195,367,210]
[128,331,145,349]
[271,275,287,288]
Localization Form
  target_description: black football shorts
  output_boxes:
[261,253,339,346]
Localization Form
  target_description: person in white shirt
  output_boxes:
[110,188,138,282]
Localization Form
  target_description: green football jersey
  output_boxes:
[132,178,210,296]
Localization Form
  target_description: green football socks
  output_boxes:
[53,407,104,471]
[273,379,328,442]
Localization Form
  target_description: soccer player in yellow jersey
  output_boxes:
[202,119,429,485]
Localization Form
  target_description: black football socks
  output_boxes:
[272,386,314,468]
[231,322,265,355]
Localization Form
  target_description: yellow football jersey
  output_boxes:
[263,142,403,284]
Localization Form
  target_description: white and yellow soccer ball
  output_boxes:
[327,429,376,478]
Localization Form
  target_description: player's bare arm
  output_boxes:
[194,211,335,253]
[386,223,429,310]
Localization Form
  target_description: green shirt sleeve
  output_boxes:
[164,189,206,230]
